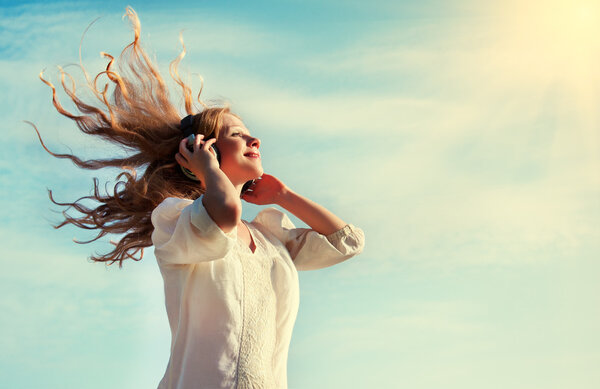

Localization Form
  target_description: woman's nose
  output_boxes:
[249,136,260,149]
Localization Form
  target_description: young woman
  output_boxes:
[34,7,364,389]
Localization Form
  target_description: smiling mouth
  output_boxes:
[244,153,261,159]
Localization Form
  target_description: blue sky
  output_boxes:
[1,0,599,388]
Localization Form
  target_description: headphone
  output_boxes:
[179,115,254,196]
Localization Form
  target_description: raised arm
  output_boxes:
[244,174,364,271]
[275,189,346,235]
[175,136,241,233]
[242,174,347,235]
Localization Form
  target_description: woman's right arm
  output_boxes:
[176,136,241,233]
[201,167,241,233]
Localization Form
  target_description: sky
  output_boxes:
[1,0,599,388]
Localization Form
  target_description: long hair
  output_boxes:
[30,7,233,267]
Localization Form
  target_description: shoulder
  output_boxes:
[154,196,194,212]
[151,197,194,226]
[251,207,295,229]
[249,207,299,244]
[252,207,284,220]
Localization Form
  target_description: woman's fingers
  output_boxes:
[179,138,191,158]
[241,190,257,203]
[175,152,187,168]
[203,137,217,149]
[193,134,204,151]
[203,138,218,158]
[178,134,219,164]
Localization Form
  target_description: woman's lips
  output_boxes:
[244,153,260,159]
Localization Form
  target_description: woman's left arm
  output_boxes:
[276,188,347,235]
[242,174,347,235]
[244,174,364,270]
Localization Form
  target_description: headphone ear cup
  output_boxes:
[185,134,195,151]
[181,135,200,181]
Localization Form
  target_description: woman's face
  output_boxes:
[215,113,263,186]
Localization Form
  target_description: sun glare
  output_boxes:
[493,0,600,165]
[575,3,598,25]
[506,0,600,58]
[562,1,600,48]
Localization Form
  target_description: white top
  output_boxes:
[151,197,365,389]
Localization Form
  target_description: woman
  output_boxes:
[34,7,364,389]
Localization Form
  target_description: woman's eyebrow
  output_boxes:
[230,126,251,136]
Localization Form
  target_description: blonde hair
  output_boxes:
[31,7,234,267]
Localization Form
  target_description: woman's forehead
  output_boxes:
[224,115,249,133]
[222,113,237,124]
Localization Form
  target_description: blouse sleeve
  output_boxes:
[151,197,237,265]
[253,207,365,271]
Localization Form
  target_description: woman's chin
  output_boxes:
[248,165,264,179]
[255,166,264,178]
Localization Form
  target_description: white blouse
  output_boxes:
[151,197,365,389]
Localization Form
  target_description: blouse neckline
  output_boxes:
[240,220,258,255]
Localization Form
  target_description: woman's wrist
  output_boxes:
[274,185,294,208]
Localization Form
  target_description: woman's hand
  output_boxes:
[175,134,220,183]
[242,173,289,205]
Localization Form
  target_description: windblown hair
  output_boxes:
[31,7,235,267]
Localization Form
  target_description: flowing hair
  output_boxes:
[30,7,235,267]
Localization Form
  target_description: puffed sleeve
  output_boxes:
[253,207,365,271]
[151,197,237,264]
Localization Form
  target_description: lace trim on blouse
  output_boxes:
[235,224,277,389]
[234,222,356,388]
